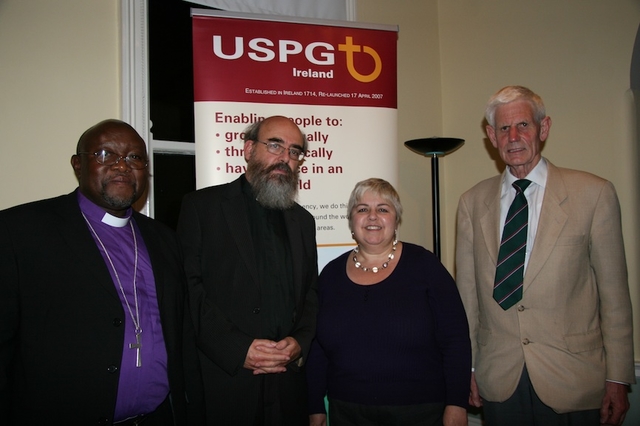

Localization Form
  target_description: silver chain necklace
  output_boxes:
[82,212,142,367]
[352,239,398,273]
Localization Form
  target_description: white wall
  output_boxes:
[436,0,640,358]
[0,0,119,206]
[354,0,640,359]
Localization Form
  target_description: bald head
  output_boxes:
[71,119,149,217]
[76,119,142,154]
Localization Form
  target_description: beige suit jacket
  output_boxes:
[455,160,635,413]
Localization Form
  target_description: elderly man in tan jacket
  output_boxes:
[456,86,635,426]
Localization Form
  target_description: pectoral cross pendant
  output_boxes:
[129,331,142,367]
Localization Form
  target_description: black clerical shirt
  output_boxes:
[241,175,295,341]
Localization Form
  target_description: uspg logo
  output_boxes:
[339,36,382,83]
[212,35,383,83]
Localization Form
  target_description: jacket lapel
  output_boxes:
[284,208,303,302]
[479,180,502,267]
[523,163,568,290]
[57,191,122,303]
[222,182,261,288]
[134,214,165,304]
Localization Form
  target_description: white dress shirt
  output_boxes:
[499,158,548,273]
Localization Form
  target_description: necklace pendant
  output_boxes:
[129,331,142,368]
[83,213,143,368]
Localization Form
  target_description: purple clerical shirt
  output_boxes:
[78,192,169,422]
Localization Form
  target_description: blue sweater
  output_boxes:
[306,242,471,413]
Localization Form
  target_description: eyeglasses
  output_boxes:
[257,141,305,161]
[77,149,148,169]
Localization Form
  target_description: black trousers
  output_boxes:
[482,366,600,426]
[328,398,444,426]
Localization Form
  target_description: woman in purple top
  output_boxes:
[307,178,471,426]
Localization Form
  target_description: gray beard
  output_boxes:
[248,162,298,210]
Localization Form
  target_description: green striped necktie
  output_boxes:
[493,179,532,310]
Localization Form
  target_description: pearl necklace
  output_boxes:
[352,239,398,273]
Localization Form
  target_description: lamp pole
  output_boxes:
[404,137,464,259]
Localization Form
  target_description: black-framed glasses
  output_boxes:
[257,141,305,161]
[77,149,148,169]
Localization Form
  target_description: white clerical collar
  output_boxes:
[101,212,131,228]
[77,189,133,228]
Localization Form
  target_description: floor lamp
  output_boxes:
[404,137,464,259]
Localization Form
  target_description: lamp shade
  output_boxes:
[404,137,464,156]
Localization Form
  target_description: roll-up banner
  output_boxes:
[192,9,398,268]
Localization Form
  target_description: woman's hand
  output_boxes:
[443,405,468,426]
[309,413,327,426]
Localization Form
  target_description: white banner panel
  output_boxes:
[192,10,398,267]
